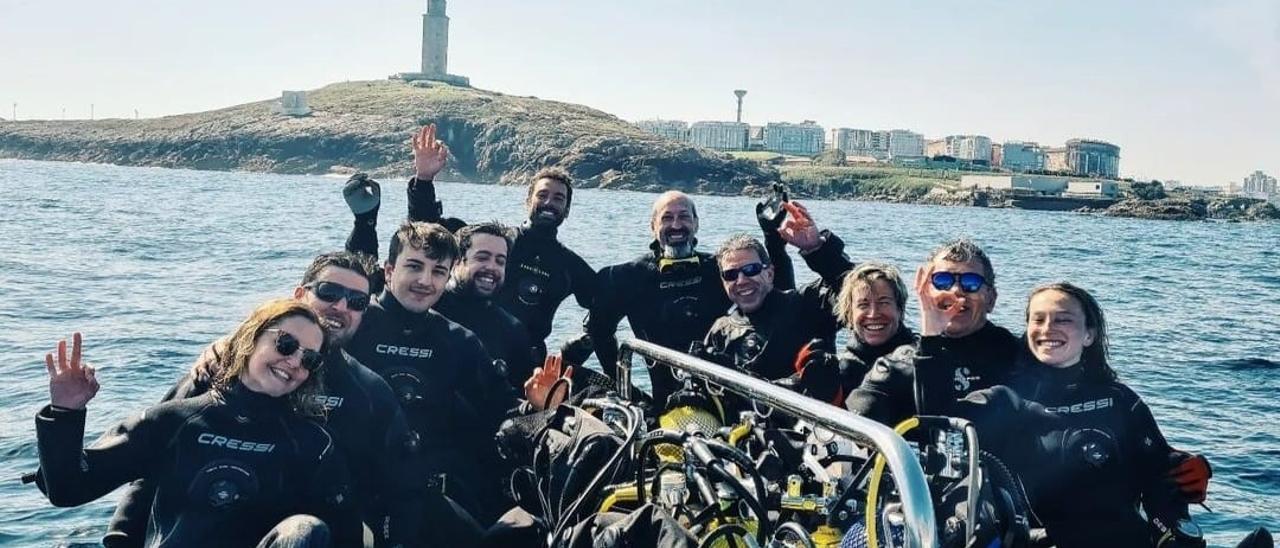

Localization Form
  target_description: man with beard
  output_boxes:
[582,191,794,402]
[844,238,1021,426]
[345,125,596,363]
[435,222,537,390]
[700,202,853,383]
[102,251,428,548]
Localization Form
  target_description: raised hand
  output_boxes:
[914,264,961,337]
[523,354,574,411]
[44,332,100,410]
[411,124,450,180]
[777,201,822,252]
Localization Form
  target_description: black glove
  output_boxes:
[559,334,594,368]
[755,181,789,233]
[954,386,1060,449]
[343,173,381,220]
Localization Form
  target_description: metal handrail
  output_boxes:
[618,338,938,548]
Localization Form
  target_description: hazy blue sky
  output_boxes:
[2,0,1276,185]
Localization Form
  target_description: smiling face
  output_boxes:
[385,245,453,313]
[240,316,323,397]
[293,266,368,347]
[850,279,903,347]
[455,233,508,297]
[924,257,996,337]
[651,193,699,253]
[526,178,570,228]
[719,248,774,313]
[1026,289,1095,368]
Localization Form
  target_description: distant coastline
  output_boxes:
[1,80,1275,222]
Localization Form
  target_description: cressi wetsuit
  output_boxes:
[435,286,537,391]
[346,291,519,524]
[35,381,360,548]
[1004,359,1192,548]
[104,347,422,548]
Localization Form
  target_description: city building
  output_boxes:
[1242,170,1277,194]
[960,175,1068,195]
[1066,180,1119,199]
[394,0,470,86]
[888,129,925,158]
[1044,147,1069,172]
[828,128,891,159]
[925,139,947,158]
[690,121,749,151]
[1065,139,1120,179]
[944,135,993,162]
[635,119,689,142]
[1001,142,1045,172]
[764,121,825,156]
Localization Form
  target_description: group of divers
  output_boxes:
[27,125,1274,548]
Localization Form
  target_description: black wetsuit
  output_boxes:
[833,326,917,402]
[587,242,729,399]
[1002,358,1190,548]
[844,321,1020,426]
[436,286,537,391]
[104,348,421,548]
[346,291,518,524]
[346,176,597,363]
[700,232,852,381]
[35,382,361,548]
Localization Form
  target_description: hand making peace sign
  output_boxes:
[44,332,100,410]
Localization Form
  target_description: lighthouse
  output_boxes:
[395,0,471,86]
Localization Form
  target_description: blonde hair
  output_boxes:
[835,262,908,327]
[213,298,328,418]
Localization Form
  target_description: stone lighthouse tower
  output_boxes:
[395,0,470,86]
[422,0,449,77]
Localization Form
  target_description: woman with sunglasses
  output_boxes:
[32,299,361,547]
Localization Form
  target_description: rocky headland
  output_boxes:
[0,80,776,195]
[2,80,1274,221]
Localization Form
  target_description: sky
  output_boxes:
[1,0,1276,185]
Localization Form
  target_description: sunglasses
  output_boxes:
[720,262,767,282]
[305,281,370,311]
[929,271,988,293]
[266,329,325,372]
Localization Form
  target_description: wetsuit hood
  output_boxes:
[377,291,420,321]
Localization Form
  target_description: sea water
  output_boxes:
[0,159,1275,546]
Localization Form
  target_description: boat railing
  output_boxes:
[617,338,939,548]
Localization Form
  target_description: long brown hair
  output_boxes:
[213,299,328,417]
[1025,282,1117,383]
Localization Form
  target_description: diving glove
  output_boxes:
[1166,450,1212,504]
[343,173,381,218]
[755,182,790,233]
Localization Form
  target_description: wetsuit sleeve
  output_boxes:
[585,266,626,377]
[462,336,520,432]
[1125,393,1191,524]
[844,347,917,426]
[800,230,855,286]
[766,230,796,292]
[34,406,160,507]
[407,176,467,230]
[568,249,598,310]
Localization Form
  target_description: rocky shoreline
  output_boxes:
[2,80,1275,222]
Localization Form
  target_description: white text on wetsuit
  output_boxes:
[375,344,434,358]
[197,433,276,453]
[1046,398,1113,414]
